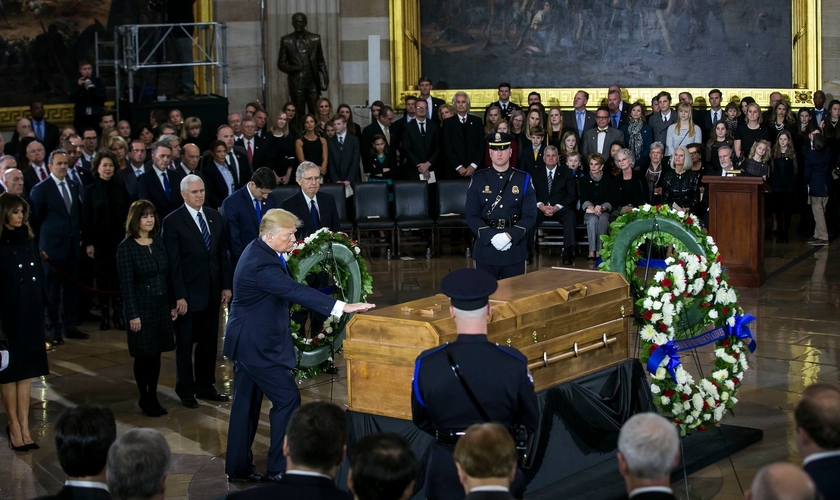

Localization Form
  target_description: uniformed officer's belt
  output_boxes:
[435,430,466,447]
[482,215,519,230]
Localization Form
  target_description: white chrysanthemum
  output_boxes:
[693,278,705,291]
[707,235,715,245]
[651,313,662,323]
[662,303,675,317]
[675,367,689,385]
[722,392,729,401]
[714,406,725,421]
[709,309,719,320]
[650,383,661,394]
[691,409,701,419]
[654,367,667,380]
[318,333,326,339]
[677,211,685,218]
[648,286,663,298]
[642,204,652,212]
[692,393,704,411]
[653,333,669,346]
[291,333,299,339]
[325,326,333,333]
[654,271,666,282]
[640,325,657,341]
[685,415,695,424]
[355,246,361,255]
[730,397,738,405]
[711,245,718,254]
[653,301,662,310]
[724,380,735,390]
[643,298,654,310]
[664,257,675,265]
[740,357,749,370]
[727,316,736,327]
[704,413,712,421]
[660,396,672,405]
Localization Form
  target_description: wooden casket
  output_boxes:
[343,268,633,420]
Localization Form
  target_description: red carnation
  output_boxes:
[701,302,711,308]
[670,293,676,301]
[655,205,662,210]
[678,260,686,266]
[649,344,659,354]
[699,425,707,432]
[716,254,722,262]
[681,393,690,401]
[298,240,304,245]
[658,323,668,332]
[722,307,730,315]
[662,277,673,287]
[292,249,300,256]
[664,389,675,398]
[673,419,682,424]
[715,401,721,407]
[733,352,740,360]
[686,217,694,224]
[702,401,710,410]
[701,271,707,279]
[634,249,641,256]
[733,377,740,385]
[712,381,719,387]
[644,310,654,321]
[721,339,731,347]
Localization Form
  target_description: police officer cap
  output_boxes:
[440,268,498,310]
[485,132,514,150]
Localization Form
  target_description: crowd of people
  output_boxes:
[0,79,838,499]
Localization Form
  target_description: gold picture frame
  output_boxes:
[0,0,214,131]
[390,0,822,111]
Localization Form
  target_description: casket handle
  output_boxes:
[557,283,588,301]
[528,334,618,371]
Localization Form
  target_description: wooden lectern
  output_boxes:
[704,176,766,287]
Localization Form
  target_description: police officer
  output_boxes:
[411,268,540,500]
[466,132,536,279]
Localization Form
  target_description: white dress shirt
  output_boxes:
[537,167,563,210]
[803,449,840,466]
[629,486,673,498]
[596,128,608,154]
[215,162,235,196]
[304,193,321,220]
[153,166,170,193]
[185,204,210,235]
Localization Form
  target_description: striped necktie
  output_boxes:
[197,212,210,251]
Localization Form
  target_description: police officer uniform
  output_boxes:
[411,269,540,500]
[466,133,537,279]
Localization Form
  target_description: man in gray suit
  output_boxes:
[581,107,624,157]
[327,115,360,185]
[277,13,328,116]
[650,92,677,145]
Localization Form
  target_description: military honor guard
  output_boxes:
[411,268,540,500]
[465,132,537,279]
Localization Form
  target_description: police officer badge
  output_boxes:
[512,185,520,194]
[495,132,502,142]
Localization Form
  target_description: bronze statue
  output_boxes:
[277,13,328,117]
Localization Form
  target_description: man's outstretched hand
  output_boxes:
[343,303,376,314]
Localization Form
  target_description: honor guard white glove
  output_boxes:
[491,233,510,250]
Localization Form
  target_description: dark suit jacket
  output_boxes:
[699,109,725,138]
[69,164,95,188]
[225,473,352,500]
[401,119,440,179]
[581,127,625,156]
[533,165,576,209]
[650,111,677,145]
[236,136,270,171]
[221,185,276,269]
[279,190,341,239]
[137,167,186,218]
[518,143,547,175]
[804,454,840,500]
[442,114,484,179]
[203,150,251,210]
[277,30,328,91]
[423,96,447,124]
[31,120,60,153]
[563,109,596,138]
[222,238,337,369]
[24,165,50,196]
[391,115,411,155]
[118,165,145,200]
[485,100,521,123]
[162,205,232,312]
[327,134,361,184]
[33,484,113,500]
[30,176,82,261]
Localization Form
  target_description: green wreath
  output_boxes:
[286,228,373,379]
[599,205,754,435]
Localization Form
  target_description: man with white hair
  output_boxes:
[442,91,484,179]
[4,168,24,198]
[137,142,185,218]
[162,174,232,408]
[0,155,13,193]
[107,428,171,500]
[745,463,818,500]
[616,412,680,500]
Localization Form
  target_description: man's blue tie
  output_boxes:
[254,198,262,222]
[279,254,288,272]
[612,114,619,128]
[162,172,171,200]
[197,212,211,251]
[310,199,320,228]
[36,122,43,141]
[577,111,584,136]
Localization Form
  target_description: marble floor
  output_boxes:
[0,231,837,500]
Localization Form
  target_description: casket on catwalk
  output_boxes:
[343,268,634,420]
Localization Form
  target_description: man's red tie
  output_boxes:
[39,167,47,180]
[247,142,254,163]
[461,117,466,124]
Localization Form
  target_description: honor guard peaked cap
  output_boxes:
[440,268,498,310]
[485,132,514,150]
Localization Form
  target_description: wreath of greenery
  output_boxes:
[286,228,373,380]
[599,205,753,435]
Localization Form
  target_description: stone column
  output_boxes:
[266,0,341,115]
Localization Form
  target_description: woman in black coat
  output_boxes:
[0,194,49,451]
[84,151,132,331]
[116,200,176,417]
[580,153,617,261]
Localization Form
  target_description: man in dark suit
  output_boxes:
[106,429,171,500]
[700,89,725,140]
[23,140,50,195]
[617,413,679,500]
[80,128,99,172]
[222,167,277,270]
[794,383,840,500]
[650,92,677,145]
[581,108,625,157]
[280,162,341,238]
[236,116,270,171]
[678,92,704,128]
[118,140,148,200]
[277,12,328,116]
[529,146,576,265]
[222,208,372,481]
[402,100,440,181]
[30,149,89,345]
[207,125,253,197]
[138,142,185,218]
[762,91,783,124]
[162,174,232,408]
[418,76,446,124]
[33,405,116,500]
[607,89,629,129]
[349,434,418,500]
[442,92,484,180]
[391,95,417,157]
[747,463,818,500]
[29,101,60,153]
[361,106,395,174]
[484,82,521,123]
[811,90,827,127]
[225,402,352,496]
[327,114,361,185]
[453,424,519,500]
[563,91,596,139]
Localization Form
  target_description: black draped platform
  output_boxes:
[335,359,763,499]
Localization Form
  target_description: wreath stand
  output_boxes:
[601,209,761,498]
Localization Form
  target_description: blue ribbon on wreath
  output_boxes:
[646,313,757,381]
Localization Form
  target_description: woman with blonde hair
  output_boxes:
[180,116,204,150]
[547,106,564,148]
[269,111,295,184]
[665,102,702,156]
[734,102,769,163]
[107,135,129,170]
[438,103,455,123]
[484,105,502,134]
